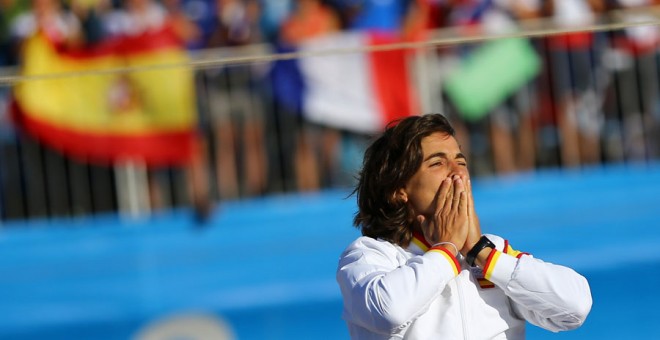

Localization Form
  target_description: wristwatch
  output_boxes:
[466,236,496,267]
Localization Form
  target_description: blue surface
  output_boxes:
[1,163,660,339]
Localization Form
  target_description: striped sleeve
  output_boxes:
[482,240,529,282]
[503,240,530,259]
[478,237,592,332]
[411,232,461,276]
[336,237,467,333]
[428,246,461,276]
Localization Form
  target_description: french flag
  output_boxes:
[272,31,419,134]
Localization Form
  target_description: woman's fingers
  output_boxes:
[458,190,468,216]
[424,176,470,246]
[451,176,464,211]
[437,177,453,215]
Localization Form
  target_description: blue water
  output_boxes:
[1,163,659,339]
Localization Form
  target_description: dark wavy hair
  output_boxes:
[353,114,456,247]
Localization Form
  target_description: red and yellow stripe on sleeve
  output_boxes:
[482,249,500,280]
[503,240,530,259]
[429,246,461,276]
[411,231,461,275]
[482,240,530,280]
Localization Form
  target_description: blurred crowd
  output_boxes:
[0,0,429,65]
[1,0,659,62]
[2,0,660,219]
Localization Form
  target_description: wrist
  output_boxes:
[472,246,495,267]
[431,242,459,256]
[461,236,480,256]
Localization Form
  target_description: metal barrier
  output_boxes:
[1,20,660,222]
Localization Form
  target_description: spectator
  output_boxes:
[280,0,339,43]
[493,0,541,173]
[602,0,660,160]
[162,0,203,48]
[68,0,110,46]
[257,0,292,43]
[204,0,268,198]
[272,0,342,191]
[335,0,429,39]
[544,0,606,167]
[10,0,82,48]
[1,0,29,66]
[104,0,166,37]
[340,0,410,32]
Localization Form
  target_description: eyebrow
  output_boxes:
[424,152,467,162]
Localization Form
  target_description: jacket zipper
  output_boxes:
[456,274,470,339]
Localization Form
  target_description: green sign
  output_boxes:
[444,38,540,122]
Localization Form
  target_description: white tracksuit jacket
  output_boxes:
[336,234,592,339]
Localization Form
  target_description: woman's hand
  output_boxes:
[460,174,482,256]
[417,176,469,255]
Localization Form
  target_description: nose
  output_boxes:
[449,162,469,178]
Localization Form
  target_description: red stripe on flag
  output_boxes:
[367,33,418,128]
[11,101,197,167]
[52,25,183,59]
[117,25,183,55]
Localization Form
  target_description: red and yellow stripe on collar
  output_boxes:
[411,231,431,252]
[412,231,460,275]
[411,230,431,252]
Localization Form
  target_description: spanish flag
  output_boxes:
[11,26,198,166]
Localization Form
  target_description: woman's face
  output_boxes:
[399,132,469,217]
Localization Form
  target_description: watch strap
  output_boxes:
[466,235,496,267]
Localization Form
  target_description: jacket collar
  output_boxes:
[409,230,430,255]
